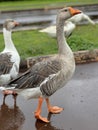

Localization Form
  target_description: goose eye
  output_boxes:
[64,9,67,12]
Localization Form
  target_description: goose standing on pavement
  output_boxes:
[2,7,81,122]
[0,19,20,102]
[39,12,95,38]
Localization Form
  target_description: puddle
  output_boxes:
[0,62,98,130]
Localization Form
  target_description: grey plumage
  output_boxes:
[1,7,82,122]
[4,7,79,100]
[0,53,13,75]
[8,58,62,96]
[3,19,15,31]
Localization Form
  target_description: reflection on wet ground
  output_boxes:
[1,62,98,130]
[0,102,25,130]
[0,93,63,130]
[35,113,62,130]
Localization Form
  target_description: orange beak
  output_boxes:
[69,7,81,16]
[14,21,19,26]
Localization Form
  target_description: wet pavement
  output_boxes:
[0,62,98,130]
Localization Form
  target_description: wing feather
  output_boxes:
[8,59,62,89]
[0,53,13,75]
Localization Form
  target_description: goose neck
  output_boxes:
[3,28,16,51]
[56,18,73,57]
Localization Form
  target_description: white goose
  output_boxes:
[68,12,95,25]
[39,21,75,38]
[39,12,95,38]
[0,19,20,101]
[3,7,81,122]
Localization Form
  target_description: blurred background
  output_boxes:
[0,0,98,59]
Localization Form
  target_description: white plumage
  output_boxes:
[40,21,75,38]
[0,19,20,85]
[0,19,20,102]
[68,12,95,25]
[39,12,95,38]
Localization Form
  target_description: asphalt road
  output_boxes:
[0,62,98,130]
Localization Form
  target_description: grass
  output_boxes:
[0,0,98,11]
[12,30,58,59]
[0,24,98,59]
[68,24,98,51]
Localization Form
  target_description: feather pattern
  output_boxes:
[0,53,13,75]
[9,59,62,90]
[0,19,20,85]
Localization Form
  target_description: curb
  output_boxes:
[74,49,98,64]
[19,49,98,72]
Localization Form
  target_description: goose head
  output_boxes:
[3,19,19,31]
[57,7,81,22]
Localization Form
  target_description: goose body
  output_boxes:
[9,54,75,99]
[3,7,81,122]
[39,12,95,38]
[0,19,20,103]
[0,19,20,85]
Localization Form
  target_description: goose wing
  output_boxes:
[0,53,13,75]
[9,59,62,90]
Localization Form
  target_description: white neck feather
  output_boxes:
[3,28,17,52]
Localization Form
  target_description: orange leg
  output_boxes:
[46,98,64,113]
[34,97,49,123]
[2,90,17,105]
[3,90,13,95]
[3,93,7,104]
[2,90,13,103]
[12,92,18,106]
